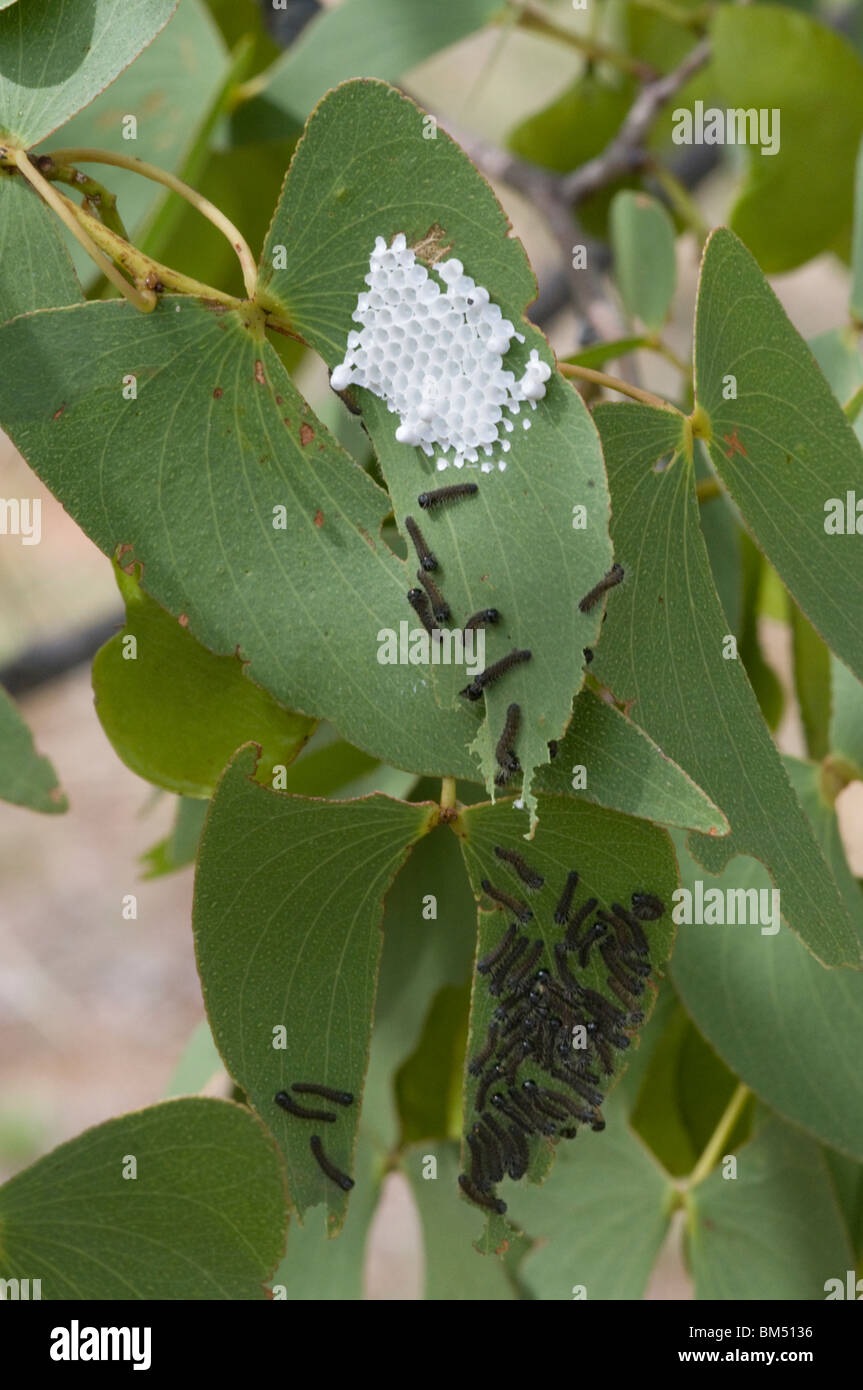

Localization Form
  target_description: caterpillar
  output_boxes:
[493,843,543,892]
[460,648,532,701]
[578,563,624,614]
[405,514,438,571]
[417,483,479,509]
[291,1082,354,1107]
[274,1091,336,1123]
[309,1134,355,1191]
[480,878,533,924]
[416,568,451,622]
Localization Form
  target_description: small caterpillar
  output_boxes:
[493,843,543,892]
[477,922,518,974]
[494,704,522,787]
[418,483,478,509]
[274,1091,336,1123]
[405,514,438,571]
[416,568,450,622]
[578,563,624,614]
[291,1082,354,1107]
[458,1172,506,1215]
[407,586,435,633]
[460,649,532,701]
[309,1134,354,1191]
[631,892,665,921]
[464,608,499,631]
[481,878,533,924]
[554,870,580,926]
[564,896,598,946]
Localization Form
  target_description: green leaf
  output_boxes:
[0,1098,286,1299]
[534,688,729,835]
[34,0,229,269]
[261,79,614,822]
[830,655,863,777]
[140,795,208,879]
[853,134,863,323]
[455,793,678,1239]
[671,757,863,1158]
[810,326,863,445]
[93,562,315,798]
[0,297,480,779]
[164,1019,224,1097]
[402,1142,516,1299]
[591,400,859,967]
[789,597,831,761]
[0,684,67,814]
[824,1149,863,1264]
[712,6,863,271]
[695,229,863,687]
[689,1113,854,1299]
[507,72,637,238]
[0,0,179,147]
[506,1098,673,1300]
[738,531,784,731]
[365,823,476,1148]
[562,336,651,371]
[0,176,81,320]
[259,0,504,124]
[192,744,435,1225]
[270,1131,383,1301]
[395,983,470,1144]
[609,191,676,333]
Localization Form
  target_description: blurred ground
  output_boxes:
[2,15,862,1299]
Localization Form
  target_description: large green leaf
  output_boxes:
[0,1098,286,1298]
[0,297,480,778]
[831,655,863,777]
[269,1131,383,1301]
[609,191,676,334]
[365,826,475,1149]
[853,134,863,324]
[261,79,613,822]
[505,1098,673,1300]
[689,1113,854,1299]
[695,229,863,687]
[0,684,67,814]
[34,0,229,269]
[0,175,81,320]
[712,6,863,271]
[0,0,179,147]
[259,0,503,124]
[672,758,863,1158]
[402,1142,516,1299]
[192,744,435,1226]
[590,401,859,967]
[455,792,678,1243]
[93,562,315,797]
[534,688,728,835]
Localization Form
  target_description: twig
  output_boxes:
[559,362,682,413]
[561,38,712,204]
[32,155,129,239]
[515,2,658,80]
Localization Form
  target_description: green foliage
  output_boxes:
[713,6,863,271]
[93,562,315,797]
[0,1099,286,1298]
[610,191,677,333]
[4,0,863,1304]
[0,0,179,146]
[0,685,67,814]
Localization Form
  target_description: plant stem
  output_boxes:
[45,146,258,298]
[514,1,658,80]
[60,194,245,307]
[646,333,690,374]
[10,148,156,313]
[558,361,682,413]
[440,777,457,816]
[686,1083,750,1189]
[30,155,128,238]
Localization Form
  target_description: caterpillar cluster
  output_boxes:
[275,1081,355,1192]
[460,863,665,1215]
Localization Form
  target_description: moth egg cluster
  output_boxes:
[330,234,552,472]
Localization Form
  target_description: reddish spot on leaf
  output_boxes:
[283,418,292,428]
[276,395,283,405]
[314,510,324,528]
[178,613,189,628]
[52,403,66,420]
[357,527,375,550]
[213,387,223,400]
[254,359,266,386]
[723,429,747,459]
[300,422,315,446]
